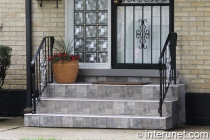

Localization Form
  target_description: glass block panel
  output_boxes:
[74,26,84,37]
[86,26,97,37]
[74,39,84,51]
[98,12,108,24]
[98,0,108,10]
[98,26,108,37]
[74,52,84,62]
[98,39,108,51]
[85,53,97,62]
[86,0,97,10]
[98,53,108,63]
[86,12,97,24]
[86,39,97,51]
[74,0,108,64]
[75,0,84,10]
[74,12,84,24]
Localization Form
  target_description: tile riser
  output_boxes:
[43,84,183,100]
[36,100,176,116]
[24,115,172,130]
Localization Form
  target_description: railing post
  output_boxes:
[50,37,54,83]
[171,33,177,84]
[158,59,162,117]
[31,64,36,114]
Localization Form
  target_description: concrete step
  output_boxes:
[43,83,186,100]
[24,113,172,129]
[36,98,177,116]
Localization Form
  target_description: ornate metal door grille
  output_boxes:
[112,0,174,69]
[136,19,150,49]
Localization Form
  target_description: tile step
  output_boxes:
[36,98,177,115]
[25,113,170,118]
[43,83,186,100]
[40,97,177,102]
[24,113,172,129]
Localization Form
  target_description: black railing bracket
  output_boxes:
[36,0,59,8]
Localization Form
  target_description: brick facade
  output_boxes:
[0,0,209,92]
[175,0,210,92]
[0,0,27,89]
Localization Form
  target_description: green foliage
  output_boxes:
[0,45,12,89]
[55,36,74,55]
[48,36,79,62]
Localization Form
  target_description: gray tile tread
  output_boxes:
[40,97,177,102]
[48,83,185,87]
[25,113,171,119]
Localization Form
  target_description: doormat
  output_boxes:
[92,81,151,85]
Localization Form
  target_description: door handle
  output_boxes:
[114,0,120,4]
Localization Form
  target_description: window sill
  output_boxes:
[78,69,179,77]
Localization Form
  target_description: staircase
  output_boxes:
[24,82,186,130]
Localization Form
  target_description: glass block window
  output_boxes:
[74,0,108,63]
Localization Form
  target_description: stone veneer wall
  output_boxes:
[0,0,210,92]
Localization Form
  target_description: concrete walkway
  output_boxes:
[0,117,210,140]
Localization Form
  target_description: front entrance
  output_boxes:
[111,0,174,69]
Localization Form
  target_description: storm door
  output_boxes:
[111,0,174,69]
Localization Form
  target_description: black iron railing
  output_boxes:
[158,32,177,117]
[31,36,55,114]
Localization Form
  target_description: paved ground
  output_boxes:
[0,117,210,140]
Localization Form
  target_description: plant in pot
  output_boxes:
[48,37,79,84]
[0,45,12,89]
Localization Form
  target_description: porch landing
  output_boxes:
[24,83,186,130]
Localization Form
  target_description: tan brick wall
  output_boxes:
[0,0,65,89]
[0,0,26,89]
[32,0,65,49]
[1,0,210,92]
[175,0,210,92]
[31,0,65,64]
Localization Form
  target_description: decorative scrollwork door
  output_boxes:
[112,0,174,69]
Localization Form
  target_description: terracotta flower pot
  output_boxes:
[52,60,79,84]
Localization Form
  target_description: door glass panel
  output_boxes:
[161,6,169,50]
[117,6,125,63]
[143,6,151,64]
[134,6,142,63]
[152,6,161,63]
[125,6,134,63]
